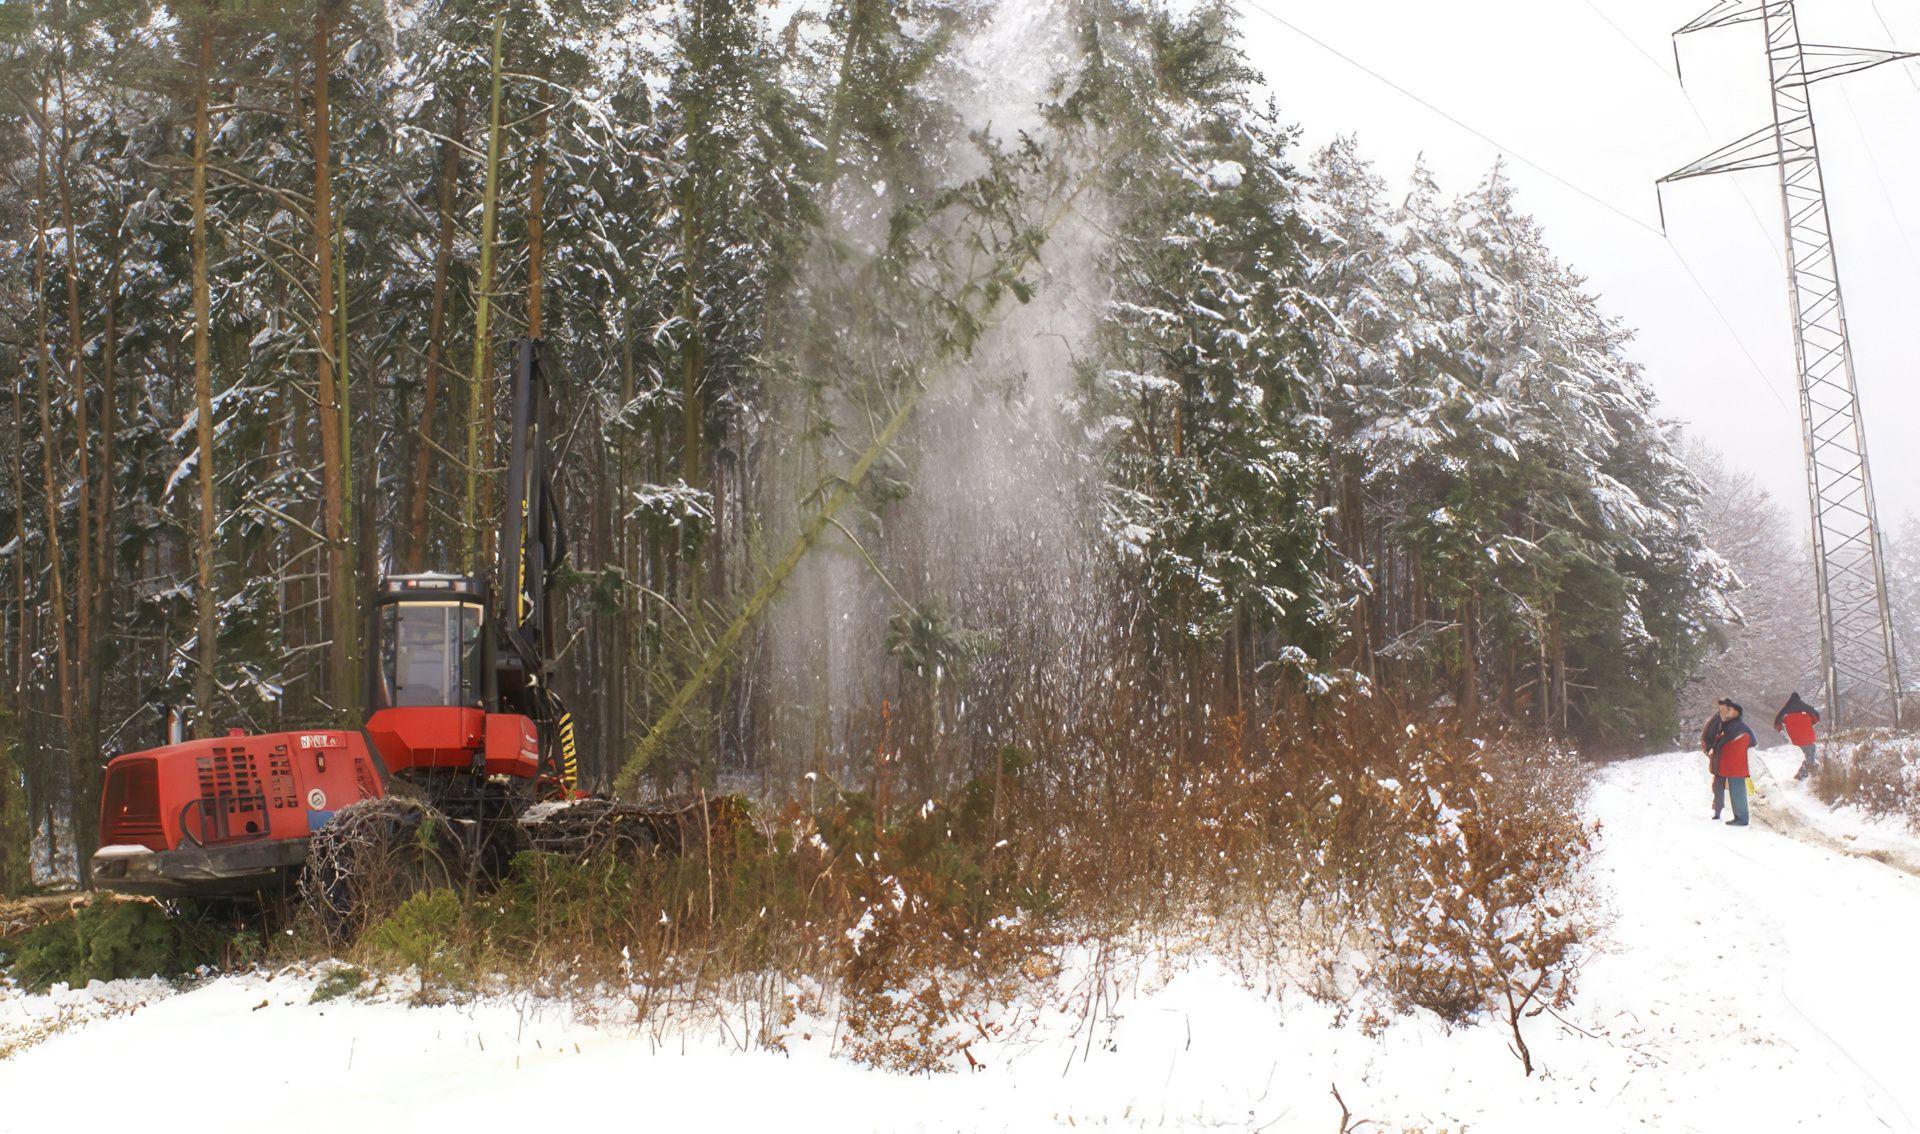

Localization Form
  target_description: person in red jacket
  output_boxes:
[1774,691,1822,781]
[1709,699,1755,827]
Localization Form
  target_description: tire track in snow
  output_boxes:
[1594,751,1920,1132]
[1711,829,1912,1132]
[1749,754,1920,880]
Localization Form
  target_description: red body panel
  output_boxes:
[365,706,539,779]
[366,705,485,772]
[98,730,384,854]
[484,713,542,779]
[98,711,543,865]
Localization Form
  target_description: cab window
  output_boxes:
[378,601,483,708]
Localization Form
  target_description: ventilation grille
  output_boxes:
[195,747,266,842]
[267,746,298,810]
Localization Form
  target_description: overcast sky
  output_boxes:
[1236,0,1920,525]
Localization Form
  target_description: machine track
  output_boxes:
[300,797,467,940]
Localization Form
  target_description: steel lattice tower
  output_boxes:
[1661,0,1912,726]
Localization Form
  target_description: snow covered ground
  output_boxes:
[1760,742,1920,874]
[3,745,1918,1132]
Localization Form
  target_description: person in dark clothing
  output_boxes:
[1701,705,1729,819]
[1709,699,1756,826]
[1773,691,1822,781]
[1700,709,1724,753]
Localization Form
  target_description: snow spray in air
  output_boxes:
[757,0,1117,795]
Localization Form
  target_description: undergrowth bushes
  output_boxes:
[1810,730,1920,832]
[1372,740,1594,1076]
[0,692,1598,1077]
[332,751,1049,1072]
[318,692,1597,1076]
[0,897,222,992]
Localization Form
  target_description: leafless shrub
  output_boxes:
[1810,729,1920,833]
[292,681,1599,1078]
[1371,737,1597,1075]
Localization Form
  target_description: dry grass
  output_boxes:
[1810,729,1920,833]
[0,984,169,1060]
[0,684,1598,1078]
[288,685,1600,1075]
[0,895,81,940]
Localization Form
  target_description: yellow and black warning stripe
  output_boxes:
[558,710,579,792]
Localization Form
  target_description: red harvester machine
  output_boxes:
[90,340,711,921]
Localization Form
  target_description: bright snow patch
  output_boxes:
[1204,160,1245,190]
[5,748,1920,1130]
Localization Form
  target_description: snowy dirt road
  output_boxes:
[1574,746,1920,1132]
[2,746,1918,1133]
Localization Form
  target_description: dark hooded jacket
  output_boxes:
[1774,692,1821,744]
[1700,713,1724,755]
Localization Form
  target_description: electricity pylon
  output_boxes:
[1660,0,1913,726]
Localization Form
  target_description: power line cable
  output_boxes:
[1239,0,1793,411]
[1664,243,1794,413]
[1581,0,1791,412]
[1237,0,1665,237]
[1869,0,1920,93]
[1850,0,1920,270]
[1586,0,1785,272]
[1582,0,1801,413]
[1835,82,1920,273]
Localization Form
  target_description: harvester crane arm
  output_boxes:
[497,338,570,688]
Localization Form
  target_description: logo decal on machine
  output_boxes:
[307,788,328,809]
[299,733,345,750]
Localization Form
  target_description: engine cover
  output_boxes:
[93,729,386,894]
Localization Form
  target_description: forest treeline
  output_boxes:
[0,0,1735,885]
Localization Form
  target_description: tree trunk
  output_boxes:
[310,6,353,717]
[55,62,91,704]
[613,308,637,784]
[33,81,76,877]
[190,26,216,736]
[1229,603,1245,719]
[10,376,26,737]
[1537,625,1550,732]
[404,98,465,571]
[616,378,930,794]
[1340,457,1372,672]
[527,108,548,337]
[54,60,98,875]
[679,192,706,604]
[1459,593,1478,724]
[680,0,709,619]
[1409,548,1425,627]
[1551,617,1568,737]
[335,185,357,705]
[818,0,870,206]
[10,372,30,884]
[464,11,506,572]
[95,234,124,724]
[32,86,73,732]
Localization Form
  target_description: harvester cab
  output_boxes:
[92,339,586,899]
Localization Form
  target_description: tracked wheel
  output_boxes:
[300,798,468,942]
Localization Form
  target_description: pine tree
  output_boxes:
[1075,1,1337,729]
